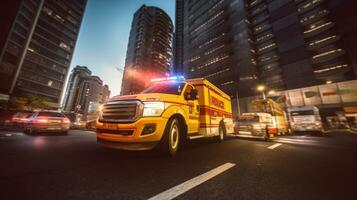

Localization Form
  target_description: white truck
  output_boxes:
[287,106,324,134]
[234,113,274,140]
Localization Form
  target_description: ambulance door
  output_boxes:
[183,84,200,134]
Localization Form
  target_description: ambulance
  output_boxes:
[96,76,233,156]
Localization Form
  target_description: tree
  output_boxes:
[14,94,51,111]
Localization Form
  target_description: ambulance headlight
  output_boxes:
[142,102,165,117]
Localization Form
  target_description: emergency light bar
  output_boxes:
[151,76,185,82]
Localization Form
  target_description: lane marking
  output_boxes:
[268,143,282,149]
[148,162,236,200]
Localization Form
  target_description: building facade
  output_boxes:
[174,0,357,98]
[63,65,110,118]
[0,0,87,108]
[121,5,174,95]
[238,79,357,130]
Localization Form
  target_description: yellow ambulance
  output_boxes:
[96,76,233,156]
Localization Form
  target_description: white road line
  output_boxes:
[148,162,236,200]
[268,143,282,149]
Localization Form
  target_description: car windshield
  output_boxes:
[38,112,64,117]
[141,82,185,95]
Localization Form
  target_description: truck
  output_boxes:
[234,98,289,140]
[287,106,324,134]
[251,98,289,135]
[234,113,274,140]
[96,76,233,156]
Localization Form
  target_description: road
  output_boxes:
[0,130,357,200]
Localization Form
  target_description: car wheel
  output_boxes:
[160,118,180,156]
[28,127,35,135]
[264,131,270,142]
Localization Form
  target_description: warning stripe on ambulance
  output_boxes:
[199,106,232,118]
[200,124,219,128]
[163,101,233,118]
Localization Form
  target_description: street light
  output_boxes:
[257,85,266,99]
[268,90,276,95]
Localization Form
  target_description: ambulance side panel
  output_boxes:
[190,79,234,136]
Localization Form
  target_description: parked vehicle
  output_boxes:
[11,112,33,127]
[287,106,324,134]
[24,111,71,135]
[96,76,233,156]
[250,98,289,135]
[234,113,273,140]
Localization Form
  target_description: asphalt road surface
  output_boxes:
[1,130,357,200]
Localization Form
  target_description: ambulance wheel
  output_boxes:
[216,123,226,142]
[160,118,180,156]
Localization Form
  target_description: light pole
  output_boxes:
[236,89,241,116]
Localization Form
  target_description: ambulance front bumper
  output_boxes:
[96,117,168,150]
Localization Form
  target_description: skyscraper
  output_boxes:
[63,65,110,116]
[174,0,357,98]
[121,5,173,95]
[0,0,87,108]
[174,0,260,98]
[173,0,185,75]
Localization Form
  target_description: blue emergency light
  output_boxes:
[151,76,185,82]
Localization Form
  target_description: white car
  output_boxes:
[24,112,70,135]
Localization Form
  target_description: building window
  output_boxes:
[197,54,229,69]
[258,42,276,52]
[309,35,337,46]
[304,22,332,34]
[312,49,343,60]
[314,64,348,73]
[221,81,233,86]
[205,68,230,78]
[199,33,225,48]
[187,55,200,63]
[239,75,258,81]
[205,45,225,55]
[298,0,323,13]
[59,42,71,51]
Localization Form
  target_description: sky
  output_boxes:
[70,0,175,97]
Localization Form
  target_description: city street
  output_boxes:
[1,130,357,200]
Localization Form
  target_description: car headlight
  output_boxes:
[142,102,165,117]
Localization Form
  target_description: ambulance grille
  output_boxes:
[99,101,142,123]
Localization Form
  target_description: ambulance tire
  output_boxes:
[160,118,181,156]
[216,122,226,142]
